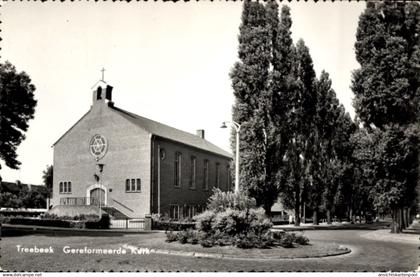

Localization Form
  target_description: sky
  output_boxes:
[0,1,366,185]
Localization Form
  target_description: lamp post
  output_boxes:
[221,121,241,193]
[96,163,105,217]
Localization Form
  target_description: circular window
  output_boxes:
[89,134,108,160]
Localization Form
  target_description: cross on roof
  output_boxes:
[101,68,106,81]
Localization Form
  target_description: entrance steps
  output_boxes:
[48,205,102,217]
[101,206,129,219]
[48,205,129,220]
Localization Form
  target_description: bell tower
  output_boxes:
[91,68,113,106]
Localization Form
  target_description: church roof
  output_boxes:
[110,105,232,158]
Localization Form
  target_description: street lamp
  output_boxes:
[96,163,105,217]
[221,121,241,193]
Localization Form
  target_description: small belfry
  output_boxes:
[91,68,113,105]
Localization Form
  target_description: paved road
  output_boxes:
[1,229,418,272]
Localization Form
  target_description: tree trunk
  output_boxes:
[391,208,401,234]
[326,209,332,225]
[349,207,355,224]
[301,202,306,224]
[313,209,319,225]
[263,202,272,218]
[401,208,406,230]
[294,187,301,226]
[407,207,412,225]
[294,201,301,226]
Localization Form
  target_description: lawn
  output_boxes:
[1,229,349,271]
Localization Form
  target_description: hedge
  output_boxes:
[152,220,195,231]
[8,214,110,229]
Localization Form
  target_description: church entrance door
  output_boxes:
[90,188,106,206]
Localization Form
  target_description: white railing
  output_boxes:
[110,218,144,229]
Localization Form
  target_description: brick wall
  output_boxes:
[52,101,151,218]
[151,136,232,218]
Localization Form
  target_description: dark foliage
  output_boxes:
[0,61,37,170]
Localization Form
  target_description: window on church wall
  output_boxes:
[189,156,196,189]
[215,163,220,188]
[186,205,197,219]
[170,204,179,220]
[203,159,209,190]
[125,179,130,191]
[59,181,72,194]
[136,178,141,191]
[174,152,182,187]
[226,165,231,191]
[131,179,136,191]
[125,178,141,192]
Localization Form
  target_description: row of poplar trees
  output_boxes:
[230,0,419,232]
[351,1,420,233]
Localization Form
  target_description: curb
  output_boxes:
[141,246,352,261]
[1,224,164,234]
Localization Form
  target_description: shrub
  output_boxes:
[176,230,190,244]
[153,220,195,231]
[162,189,310,249]
[9,217,71,228]
[278,233,295,248]
[69,221,85,229]
[85,214,110,229]
[206,188,256,212]
[193,210,215,233]
[272,230,286,240]
[0,215,10,224]
[200,238,214,248]
[295,234,310,245]
[165,231,177,242]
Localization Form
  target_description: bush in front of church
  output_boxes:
[164,189,271,248]
[194,207,274,248]
[164,189,310,248]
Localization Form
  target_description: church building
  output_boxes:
[50,79,232,220]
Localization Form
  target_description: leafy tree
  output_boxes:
[0,61,37,173]
[352,1,420,232]
[323,106,356,224]
[230,1,281,216]
[353,2,418,128]
[269,5,304,226]
[294,39,318,224]
[42,165,53,198]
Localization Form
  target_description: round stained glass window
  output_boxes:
[89,134,108,160]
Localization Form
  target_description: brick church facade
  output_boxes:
[50,80,232,219]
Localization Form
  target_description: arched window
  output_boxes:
[174,152,182,187]
[125,178,141,192]
[203,160,209,190]
[136,178,141,191]
[126,179,130,191]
